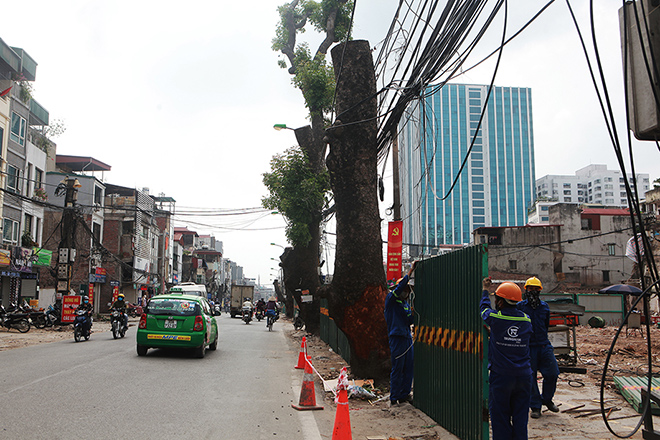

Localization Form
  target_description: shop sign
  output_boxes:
[0,249,11,267]
[95,267,107,276]
[11,247,34,273]
[61,295,81,323]
[89,273,107,283]
[0,270,21,277]
[32,248,52,267]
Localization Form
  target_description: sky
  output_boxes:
[3,0,659,286]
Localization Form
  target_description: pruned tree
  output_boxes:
[266,0,353,333]
[321,40,390,379]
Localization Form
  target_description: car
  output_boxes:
[136,293,218,358]
[168,282,207,297]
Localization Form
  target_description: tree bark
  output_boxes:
[324,40,389,379]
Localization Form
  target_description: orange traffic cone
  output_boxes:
[294,336,307,369]
[292,355,323,411]
[332,367,352,439]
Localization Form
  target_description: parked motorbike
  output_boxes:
[44,304,62,327]
[255,310,264,321]
[73,309,92,342]
[0,305,30,333]
[110,309,127,339]
[242,308,252,324]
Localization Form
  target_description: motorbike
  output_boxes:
[0,305,31,333]
[255,309,264,321]
[44,304,62,327]
[110,309,127,339]
[242,308,252,324]
[126,303,143,318]
[73,309,92,342]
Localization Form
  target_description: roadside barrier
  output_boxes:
[292,355,324,411]
[295,336,307,369]
[332,367,352,440]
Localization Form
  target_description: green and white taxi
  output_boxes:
[136,293,218,358]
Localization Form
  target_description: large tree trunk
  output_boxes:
[323,40,389,379]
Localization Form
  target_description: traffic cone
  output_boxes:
[332,389,352,439]
[294,336,307,369]
[332,368,352,439]
[292,355,323,411]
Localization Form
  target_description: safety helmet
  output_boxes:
[82,295,89,303]
[524,277,543,290]
[495,282,522,303]
[118,293,125,299]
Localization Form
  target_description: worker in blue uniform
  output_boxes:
[384,261,417,406]
[481,278,532,440]
[518,276,560,418]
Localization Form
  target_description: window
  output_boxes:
[24,213,33,235]
[3,219,19,245]
[564,197,571,202]
[92,222,101,243]
[508,260,517,270]
[603,270,610,283]
[605,184,613,190]
[608,243,616,256]
[563,190,571,195]
[94,186,103,206]
[142,225,149,238]
[541,216,549,222]
[10,112,26,146]
[563,183,571,188]
[34,168,43,194]
[6,165,20,194]
[541,206,549,211]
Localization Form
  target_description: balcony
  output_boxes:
[0,38,20,75]
[29,98,49,126]
[10,47,37,81]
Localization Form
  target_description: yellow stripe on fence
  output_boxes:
[414,325,482,356]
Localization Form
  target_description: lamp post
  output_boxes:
[270,242,285,249]
[273,124,295,131]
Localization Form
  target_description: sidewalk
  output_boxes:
[285,325,657,440]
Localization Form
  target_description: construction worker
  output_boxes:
[481,278,532,440]
[518,276,560,418]
[385,261,417,406]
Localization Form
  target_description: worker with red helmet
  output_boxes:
[518,276,560,419]
[481,278,532,440]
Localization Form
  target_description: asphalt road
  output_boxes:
[0,314,326,440]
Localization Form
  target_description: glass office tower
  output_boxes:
[399,84,535,254]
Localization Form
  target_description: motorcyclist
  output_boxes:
[75,295,93,334]
[255,298,266,314]
[242,298,253,318]
[110,293,129,331]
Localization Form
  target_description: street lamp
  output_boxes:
[273,124,295,131]
[270,242,285,249]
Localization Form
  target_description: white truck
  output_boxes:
[230,284,255,318]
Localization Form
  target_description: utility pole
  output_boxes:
[56,177,80,304]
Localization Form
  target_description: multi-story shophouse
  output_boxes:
[0,39,51,307]
[41,155,111,312]
[153,195,175,290]
[102,185,161,308]
[174,226,199,283]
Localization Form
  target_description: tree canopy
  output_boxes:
[262,146,330,247]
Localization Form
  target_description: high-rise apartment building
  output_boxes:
[531,164,650,223]
[399,83,535,255]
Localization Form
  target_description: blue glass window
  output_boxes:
[472,169,483,175]
[473,216,485,223]
[471,161,483,168]
[473,184,484,191]
[472,192,484,199]
[473,208,485,215]
[473,200,485,207]
[472,176,484,183]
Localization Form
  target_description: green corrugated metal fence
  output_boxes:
[320,299,351,364]
[413,245,489,440]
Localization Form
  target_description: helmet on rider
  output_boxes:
[118,293,125,300]
[82,295,89,303]
[524,277,543,290]
[494,282,522,306]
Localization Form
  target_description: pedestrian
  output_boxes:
[518,276,560,418]
[481,278,532,440]
[384,261,417,406]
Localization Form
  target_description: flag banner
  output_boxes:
[387,221,403,282]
